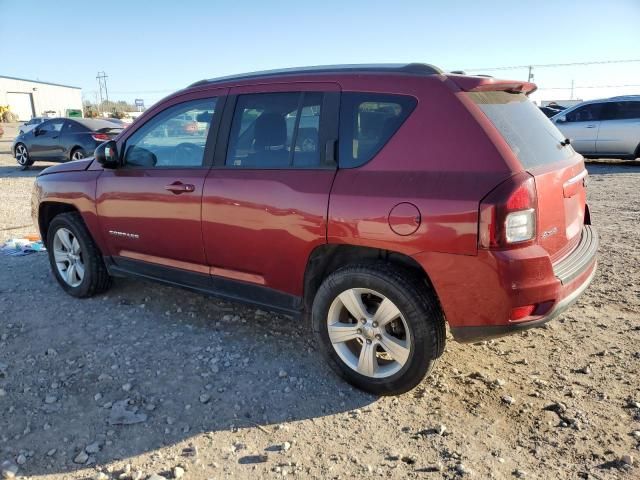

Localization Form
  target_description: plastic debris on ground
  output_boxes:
[1,236,46,256]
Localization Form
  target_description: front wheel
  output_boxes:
[15,143,33,169]
[70,148,87,161]
[47,212,112,298]
[312,263,445,395]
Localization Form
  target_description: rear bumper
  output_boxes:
[450,259,596,341]
[414,225,599,343]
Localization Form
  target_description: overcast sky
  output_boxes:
[1,0,639,106]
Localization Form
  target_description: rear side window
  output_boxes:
[63,121,86,133]
[226,92,323,168]
[469,91,574,169]
[603,101,640,120]
[339,93,417,168]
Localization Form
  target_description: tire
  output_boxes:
[70,148,87,161]
[15,143,33,169]
[46,212,111,298]
[312,263,445,395]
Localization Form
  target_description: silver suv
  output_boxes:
[552,95,640,159]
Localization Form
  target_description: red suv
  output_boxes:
[32,64,598,394]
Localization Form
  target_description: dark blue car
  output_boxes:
[13,118,123,169]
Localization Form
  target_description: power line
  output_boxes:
[465,59,640,71]
[537,83,640,91]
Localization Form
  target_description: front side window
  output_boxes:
[603,101,640,120]
[339,93,417,168]
[123,98,216,168]
[226,92,323,168]
[565,103,603,122]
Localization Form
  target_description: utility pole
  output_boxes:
[527,65,534,82]
[96,71,109,115]
[570,79,575,100]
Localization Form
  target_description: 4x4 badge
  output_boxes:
[542,227,558,239]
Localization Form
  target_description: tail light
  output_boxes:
[92,133,111,141]
[479,172,537,249]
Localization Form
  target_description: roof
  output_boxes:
[188,63,443,88]
[0,75,81,90]
[72,118,124,130]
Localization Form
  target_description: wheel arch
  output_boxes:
[69,145,85,160]
[302,244,441,314]
[38,202,81,242]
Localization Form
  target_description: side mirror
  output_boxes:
[555,116,567,123]
[95,140,121,168]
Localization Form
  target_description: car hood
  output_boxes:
[39,158,95,176]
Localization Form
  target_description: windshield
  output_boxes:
[468,91,575,169]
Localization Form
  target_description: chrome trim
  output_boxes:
[565,169,588,186]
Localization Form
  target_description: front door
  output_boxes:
[31,118,65,160]
[202,84,340,300]
[555,103,603,154]
[96,92,226,279]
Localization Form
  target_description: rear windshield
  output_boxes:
[468,91,574,168]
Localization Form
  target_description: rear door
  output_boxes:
[596,101,640,155]
[202,83,340,298]
[555,103,604,154]
[470,91,587,260]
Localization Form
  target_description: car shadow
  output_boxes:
[0,256,378,476]
[585,159,640,175]
[0,164,52,178]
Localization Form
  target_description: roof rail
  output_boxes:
[188,63,442,88]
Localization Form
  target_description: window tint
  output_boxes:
[603,101,640,120]
[339,93,416,168]
[124,98,216,168]
[226,92,323,168]
[40,119,64,133]
[565,103,603,122]
[469,91,574,169]
[63,121,86,133]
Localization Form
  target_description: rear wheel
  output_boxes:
[47,212,111,298]
[15,143,33,169]
[312,263,445,395]
[70,148,86,161]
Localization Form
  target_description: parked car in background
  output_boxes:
[31,64,597,395]
[540,106,563,118]
[19,117,48,135]
[552,95,640,159]
[13,118,123,169]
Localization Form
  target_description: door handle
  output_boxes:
[585,125,597,128]
[165,182,195,194]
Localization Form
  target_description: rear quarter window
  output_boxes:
[469,91,574,169]
[339,93,416,168]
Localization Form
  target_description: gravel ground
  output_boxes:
[0,122,638,480]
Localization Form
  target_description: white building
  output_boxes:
[0,75,83,121]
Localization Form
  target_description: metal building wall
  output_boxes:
[0,76,83,120]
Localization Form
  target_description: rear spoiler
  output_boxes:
[446,75,537,96]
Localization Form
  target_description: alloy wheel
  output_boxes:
[72,150,85,160]
[15,145,29,165]
[53,228,85,287]
[327,288,411,379]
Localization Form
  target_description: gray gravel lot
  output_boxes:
[0,122,638,479]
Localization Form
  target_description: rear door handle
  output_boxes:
[165,182,195,194]
[585,125,597,128]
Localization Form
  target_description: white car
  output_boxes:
[19,117,48,135]
[551,95,640,159]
